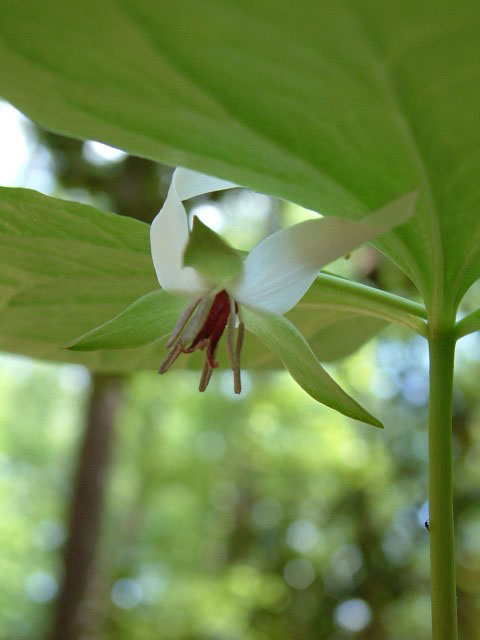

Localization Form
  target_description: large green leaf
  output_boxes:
[0,187,157,371]
[0,187,391,371]
[1,1,479,321]
[295,312,386,364]
[65,286,387,364]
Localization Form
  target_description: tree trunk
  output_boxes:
[48,374,123,640]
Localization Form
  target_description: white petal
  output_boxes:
[173,167,238,200]
[150,181,209,295]
[150,168,240,295]
[230,191,417,314]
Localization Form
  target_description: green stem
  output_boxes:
[455,307,480,339]
[428,330,457,640]
[301,273,428,335]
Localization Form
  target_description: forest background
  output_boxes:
[1,102,480,640]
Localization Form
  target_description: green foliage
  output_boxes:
[0,2,479,636]
[67,283,386,424]
[1,1,480,320]
[293,274,426,336]
[3,340,480,640]
[0,187,158,371]
[243,307,382,427]
[456,308,480,340]
[66,290,186,351]
[0,187,402,377]
[305,314,387,363]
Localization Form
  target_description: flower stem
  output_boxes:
[302,273,428,335]
[427,329,458,640]
[455,306,480,339]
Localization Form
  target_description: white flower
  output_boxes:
[150,168,416,393]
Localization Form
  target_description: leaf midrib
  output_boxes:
[114,0,370,210]
[342,0,444,318]
[117,0,434,295]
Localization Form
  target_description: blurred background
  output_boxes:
[1,99,480,640]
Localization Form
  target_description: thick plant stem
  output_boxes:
[428,331,457,640]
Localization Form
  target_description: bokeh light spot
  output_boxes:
[283,558,316,590]
[111,579,143,610]
[25,571,58,603]
[334,598,372,632]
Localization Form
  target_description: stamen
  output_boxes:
[181,296,214,345]
[158,341,185,374]
[160,297,212,374]
[225,297,241,394]
[198,360,214,392]
[199,340,220,392]
[235,321,245,360]
[165,297,200,349]
[236,321,245,367]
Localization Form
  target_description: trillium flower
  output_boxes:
[150,168,415,394]
[68,167,416,426]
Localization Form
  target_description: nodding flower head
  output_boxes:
[150,168,417,393]
[67,167,416,426]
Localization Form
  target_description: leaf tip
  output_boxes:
[369,416,384,429]
[355,405,384,428]
[62,332,94,352]
[62,339,82,351]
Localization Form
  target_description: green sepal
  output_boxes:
[242,307,383,428]
[183,216,243,284]
[66,290,187,351]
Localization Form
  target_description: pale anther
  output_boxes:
[165,297,200,349]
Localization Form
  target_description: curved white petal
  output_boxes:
[150,181,209,295]
[230,191,417,314]
[150,168,241,295]
[173,167,238,200]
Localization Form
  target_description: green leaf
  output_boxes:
[0,187,430,371]
[0,186,161,371]
[1,1,480,322]
[66,290,186,351]
[183,216,243,284]
[0,187,270,372]
[306,314,387,363]
[285,272,427,361]
[0,187,387,371]
[242,307,383,427]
